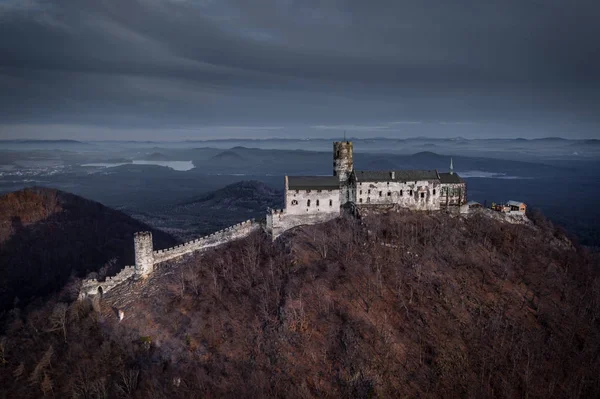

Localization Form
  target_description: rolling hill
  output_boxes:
[0,187,177,312]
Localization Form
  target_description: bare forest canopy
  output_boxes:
[1,210,598,398]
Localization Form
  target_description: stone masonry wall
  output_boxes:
[267,208,339,239]
[153,219,260,264]
[79,265,136,299]
[79,219,260,299]
[356,180,440,211]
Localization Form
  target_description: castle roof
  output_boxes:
[287,176,340,190]
[438,172,464,184]
[354,170,439,182]
[507,200,525,207]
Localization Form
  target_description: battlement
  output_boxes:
[79,265,136,300]
[80,219,262,299]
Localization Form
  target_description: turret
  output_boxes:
[333,141,353,181]
[333,141,353,205]
[134,231,154,278]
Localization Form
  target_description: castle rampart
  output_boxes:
[80,219,260,298]
[153,220,260,264]
[79,265,136,299]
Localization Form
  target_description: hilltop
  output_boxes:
[1,210,598,398]
[0,187,177,312]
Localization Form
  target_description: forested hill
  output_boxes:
[1,210,599,398]
[0,187,177,312]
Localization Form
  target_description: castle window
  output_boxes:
[420,192,425,199]
[307,199,311,207]
[359,198,363,203]
[387,192,391,196]
[400,190,403,196]
[433,189,436,195]
[367,197,371,203]
[410,190,413,196]
[317,190,322,193]
[329,199,333,206]
[379,191,382,197]
[295,190,299,194]
[360,190,362,195]
[368,189,371,194]
[316,199,320,206]
[291,200,298,205]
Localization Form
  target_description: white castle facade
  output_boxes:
[266,141,466,238]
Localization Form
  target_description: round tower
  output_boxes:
[333,141,353,181]
[134,231,154,278]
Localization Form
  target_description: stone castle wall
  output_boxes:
[267,208,339,239]
[79,219,260,298]
[79,265,136,299]
[153,219,260,264]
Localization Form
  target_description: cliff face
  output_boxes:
[0,187,177,311]
[1,210,599,398]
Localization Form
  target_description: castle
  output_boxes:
[80,141,466,299]
[266,141,466,237]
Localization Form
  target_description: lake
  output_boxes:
[82,160,195,171]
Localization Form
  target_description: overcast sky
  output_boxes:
[1,0,599,140]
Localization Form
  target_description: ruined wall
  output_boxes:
[153,219,260,264]
[355,180,440,211]
[439,183,467,208]
[79,265,136,299]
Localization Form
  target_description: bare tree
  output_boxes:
[48,302,69,343]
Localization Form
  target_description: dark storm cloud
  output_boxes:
[0,0,599,138]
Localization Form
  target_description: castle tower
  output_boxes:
[333,141,353,181]
[134,231,154,278]
[333,141,353,204]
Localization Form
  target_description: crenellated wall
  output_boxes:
[153,219,260,264]
[79,265,136,299]
[79,219,260,299]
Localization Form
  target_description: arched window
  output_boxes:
[291,200,298,205]
[316,199,320,206]
[307,199,311,207]
[329,199,333,206]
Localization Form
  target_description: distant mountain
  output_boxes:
[142,152,169,161]
[410,151,444,159]
[177,180,282,217]
[147,181,283,239]
[0,187,177,311]
[210,150,246,162]
[0,139,84,144]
